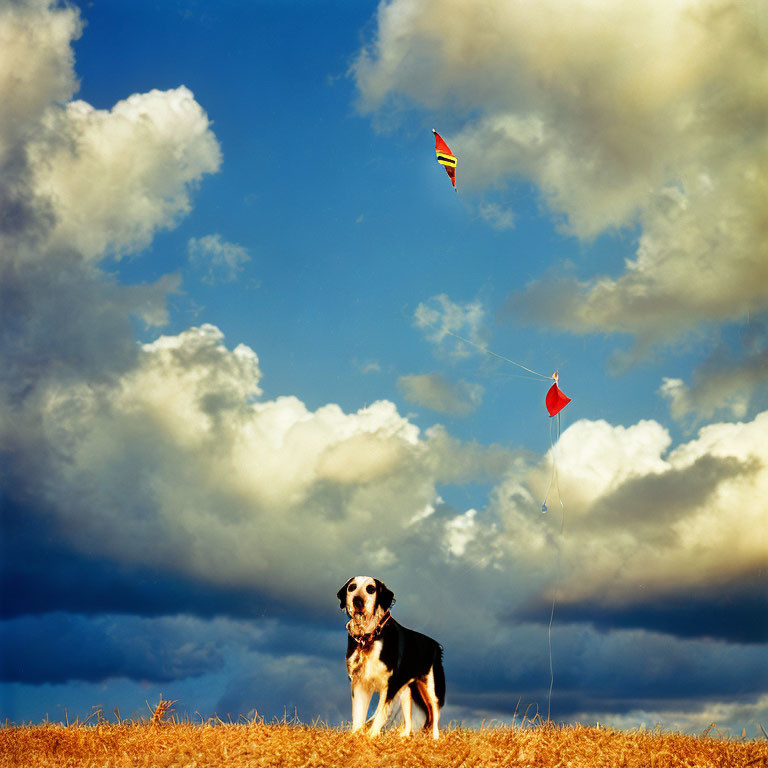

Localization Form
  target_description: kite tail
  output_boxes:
[541,412,564,515]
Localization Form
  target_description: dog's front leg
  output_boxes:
[367,688,392,737]
[399,686,412,738]
[351,685,372,733]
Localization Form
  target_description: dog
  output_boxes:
[337,576,445,739]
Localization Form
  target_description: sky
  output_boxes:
[1,0,767,735]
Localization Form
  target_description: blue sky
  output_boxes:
[1,0,767,734]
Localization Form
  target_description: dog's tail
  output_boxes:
[433,645,446,708]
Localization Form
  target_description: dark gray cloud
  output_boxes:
[517,571,768,644]
[662,317,768,422]
[446,623,768,724]
[0,491,321,625]
[0,249,176,398]
[0,155,54,241]
[0,613,224,685]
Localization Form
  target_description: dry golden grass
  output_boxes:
[2,721,767,768]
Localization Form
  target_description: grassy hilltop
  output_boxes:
[2,720,767,768]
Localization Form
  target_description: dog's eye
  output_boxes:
[348,583,356,592]
[366,584,376,594]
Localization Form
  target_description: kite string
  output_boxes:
[544,412,565,722]
[429,319,564,720]
[443,330,552,381]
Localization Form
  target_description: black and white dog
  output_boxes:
[337,576,445,738]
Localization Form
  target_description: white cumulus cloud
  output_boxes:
[17,322,520,605]
[493,412,768,608]
[356,0,768,351]
[28,87,221,260]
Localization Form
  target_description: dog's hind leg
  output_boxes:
[415,670,441,740]
[409,682,431,729]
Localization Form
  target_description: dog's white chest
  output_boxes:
[348,640,389,691]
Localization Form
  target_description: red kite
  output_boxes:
[432,129,457,189]
[545,372,571,417]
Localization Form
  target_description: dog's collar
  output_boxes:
[347,610,391,648]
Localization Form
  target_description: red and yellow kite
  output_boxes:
[432,129,457,190]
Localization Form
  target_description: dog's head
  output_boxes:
[337,576,395,624]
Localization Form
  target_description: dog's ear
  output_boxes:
[336,579,352,610]
[376,579,395,611]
